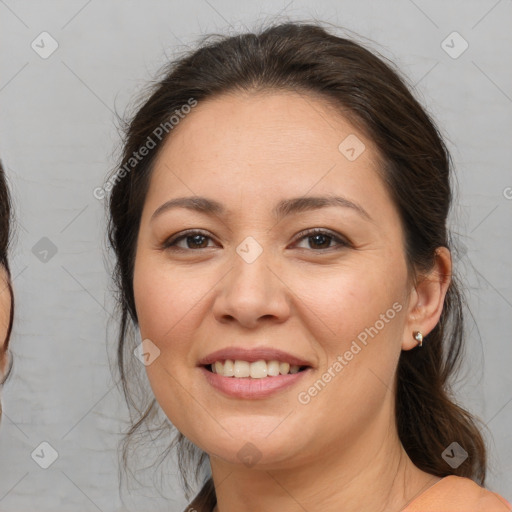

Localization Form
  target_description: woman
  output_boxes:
[0,159,14,401]
[107,22,511,511]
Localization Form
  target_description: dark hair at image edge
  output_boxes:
[106,20,488,510]
[0,159,14,386]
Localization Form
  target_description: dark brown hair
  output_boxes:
[0,159,14,385]
[107,20,487,510]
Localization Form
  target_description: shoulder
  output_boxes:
[403,475,511,512]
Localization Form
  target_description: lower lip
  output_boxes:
[200,366,311,399]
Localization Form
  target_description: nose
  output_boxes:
[212,247,291,329]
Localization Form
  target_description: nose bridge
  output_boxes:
[213,234,289,326]
[230,234,274,300]
[235,235,272,284]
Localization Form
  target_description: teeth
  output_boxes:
[267,360,280,376]
[223,359,234,377]
[209,360,306,378]
[250,360,267,379]
[234,360,250,378]
[279,362,290,375]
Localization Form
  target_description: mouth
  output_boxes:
[203,359,311,379]
[200,361,312,399]
[197,347,313,398]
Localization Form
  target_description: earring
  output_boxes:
[413,331,423,347]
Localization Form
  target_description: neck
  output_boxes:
[209,418,439,512]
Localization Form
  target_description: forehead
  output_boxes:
[147,90,390,218]
[157,90,373,166]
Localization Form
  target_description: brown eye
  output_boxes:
[294,229,350,251]
[307,233,332,249]
[163,230,216,250]
[182,234,210,249]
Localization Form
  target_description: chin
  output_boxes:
[188,423,308,469]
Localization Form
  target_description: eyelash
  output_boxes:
[161,228,351,252]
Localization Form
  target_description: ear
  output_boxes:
[401,247,452,351]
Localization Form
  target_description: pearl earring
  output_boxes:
[413,331,423,347]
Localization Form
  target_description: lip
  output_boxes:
[197,347,313,367]
[200,366,312,399]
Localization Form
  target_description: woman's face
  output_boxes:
[133,91,420,469]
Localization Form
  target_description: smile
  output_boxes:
[201,362,312,399]
[207,359,309,378]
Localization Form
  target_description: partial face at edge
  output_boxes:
[132,91,416,468]
[0,265,11,382]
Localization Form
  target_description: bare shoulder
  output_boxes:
[402,475,512,512]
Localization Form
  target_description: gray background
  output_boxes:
[0,1,511,510]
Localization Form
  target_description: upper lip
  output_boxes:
[198,347,313,367]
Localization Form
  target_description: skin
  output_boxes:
[133,90,452,512]
[0,265,10,382]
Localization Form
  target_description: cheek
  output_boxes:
[289,259,407,407]
[133,255,211,354]
[292,259,407,346]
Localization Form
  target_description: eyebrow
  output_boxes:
[151,195,372,222]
